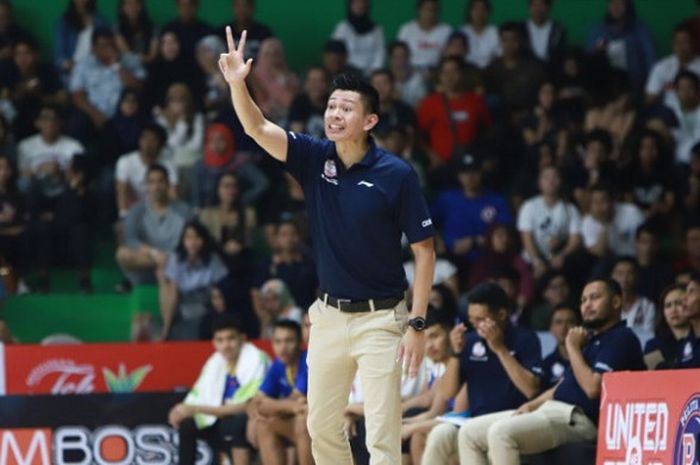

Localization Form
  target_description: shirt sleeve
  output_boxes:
[645,62,664,96]
[591,331,642,374]
[68,61,87,92]
[516,331,543,377]
[397,168,435,243]
[259,361,281,398]
[210,254,229,283]
[516,201,533,232]
[568,204,582,235]
[285,131,326,187]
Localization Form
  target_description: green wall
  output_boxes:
[11,0,699,72]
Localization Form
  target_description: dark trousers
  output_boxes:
[177,413,249,465]
[31,219,91,270]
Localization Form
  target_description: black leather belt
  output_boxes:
[317,291,402,313]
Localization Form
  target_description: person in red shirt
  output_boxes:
[417,56,491,170]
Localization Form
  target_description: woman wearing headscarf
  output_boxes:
[331,0,386,73]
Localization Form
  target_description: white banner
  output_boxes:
[0,343,5,395]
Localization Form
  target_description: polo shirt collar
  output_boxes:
[591,320,626,341]
[329,137,380,169]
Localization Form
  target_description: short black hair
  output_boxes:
[176,220,216,264]
[141,122,168,148]
[330,73,380,116]
[675,70,700,89]
[589,183,613,198]
[91,26,115,46]
[37,102,65,121]
[611,256,639,273]
[673,23,693,38]
[467,282,511,314]
[548,303,580,327]
[388,40,410,56]
[13,34,39,51]
[585,277,622,298]
[370,68,394,83]
[272,319,302,341]
[499,21,523,38]
[635,220,659,240]
[146,163,169,183]
[585,128,614,154]
[324,39,347,55]
[418,0,439,7]
[493,266,520,285]
[528,0,552,5]
[425,304,455,330]
[211,314,245,336]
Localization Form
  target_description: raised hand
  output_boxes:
[218,26,253,85]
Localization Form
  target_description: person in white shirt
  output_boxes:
[460,0,501,68]
[646,25,700,105]
[388,41,428,108]
[17,104,85,193]
[610,257,656,344]
[581,184,645,259]
[666,70,700,165]
[114,123,178,218]
[397,0,452,70]
[331,0,385,73]
[518,165,582,278]
[524,0,567,62]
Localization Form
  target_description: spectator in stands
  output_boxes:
[442,31,471,63]
[169,314,269,465]
[191,123,269,207]
[101,88,148,168]
[644,284,688,369]
[198,172,256,272]
[610,257,656,343]
[587,0,655,93]
[144,29,206,111]
[448,278,643,464]
[69,27,146,138]
[331,0,385,73]
[524,270,571,330]
[460,0,500,68]
[115,164,191,289]
[28,155,94,293]
[320,39,362,79]
[397,0,452,71]
[17,104,85,194]
[680,143,700,222]
[667,70,700,165]
[422,282,542,464]
[115,0,158,63]
[261,173,308,248]
[54,0,109,80]
[523,0,567,62]
[0,1,31,62]
[623,129,675,219]
[0,36,64,141]
[387,41,428,108]
[288,66,329,139]
[566,129,619,210]
[518,165,582,279]
[431,154,512,269]
[254,279,303,339]
[160,220,229,340]
[646,25,700,105]
[162,0,211,62]
[418,57,491,169]
[252,220,317,310]
[676,224,700,276]
[247,320,312,465]
[115,123,178,217]
[0,155,26,293]
[581,184,645,260]
[634,222,674,303]
[196,35,228,115]
[680,0,700,55]
[221,0,273,61]
[249,38,300,125]
[519,81,559,149]
[485,22,546,117]
[370,69,417,138]
[155,82,205,196]
[676,273,700,367]
[541,304,579,389]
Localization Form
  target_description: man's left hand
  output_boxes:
[397,328,425,378]
[478,319,505,354]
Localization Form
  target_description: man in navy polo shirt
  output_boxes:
[541,304,580,389]
[218,28,436,465]
[422,282,542,464]
[453,279,644,465]
[248,320,312,465]
[678,273,700,368]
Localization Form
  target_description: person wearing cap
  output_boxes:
[431,153,511,279]
[422,282,543,464]
[219,27,435,465]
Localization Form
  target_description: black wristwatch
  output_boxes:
[408,316,427,331]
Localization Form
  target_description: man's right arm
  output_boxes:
[220,28,288,162]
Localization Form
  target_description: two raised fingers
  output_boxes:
[225,26,247,55]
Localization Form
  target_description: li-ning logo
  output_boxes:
[674,394,700,465]
[357,181,374,188]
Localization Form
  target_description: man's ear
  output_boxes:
[363,113,379,132]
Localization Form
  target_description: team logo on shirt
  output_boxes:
[480,206,497,223]
[551,362,565,379]
[470,341,488,361]
[324,160,337,178]
[673,394,700,465]
[683,341,694,362]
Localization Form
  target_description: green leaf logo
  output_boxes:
[102,364,153,393]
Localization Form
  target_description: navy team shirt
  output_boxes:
[260,351,308,399]
[541,348,570,390]
[285,132,435,300]
[459,324,542,416]
[554,321,644,422]
[677,328,700,368]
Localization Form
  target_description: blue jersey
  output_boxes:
[259,351,308,399]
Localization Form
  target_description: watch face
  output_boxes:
[410,317,426,331]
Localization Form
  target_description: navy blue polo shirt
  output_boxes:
[677,328,700,368]
[285,132,435,300]
[459,324,542,417]
[259,351,308,399]
[553,321,644,422]
[541,348,570,390]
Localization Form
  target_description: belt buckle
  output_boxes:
[336,298,352,311]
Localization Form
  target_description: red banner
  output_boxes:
[597,369,700,465]
[3,340,273,395]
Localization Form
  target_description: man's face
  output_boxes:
[36,108,60,140]
[590,191,613,221]
[14,43,36,73]
[176,0,198,22]
[687,228,700,259]
[635,231,657,261]
[438,61,461,94]
[418,0,439,25]
[684,280,700,320]
[468,303,506,331]
[271,327,300,365]
[146,170,169,200]
[500,31,521,59]
[580,281,619,329]
[457,169,481,192]
[389,46,409,71]
[324,90,376,142]
[543,276,569,305]
[529,0,550,23]
[674,31,694,62]
[550,308,578,344]
[611,262,636,294]
[538,167,560,197]
[93,36,117,65]
[213,328,245,362]
[370,73,393,103]
[425,324,450,362]
[232,0,253,24]
[139,130,162,159]
[275,223,299,253]
[677,77,700,108]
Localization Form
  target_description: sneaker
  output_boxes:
[114,279,132,294]
[79,277,94,294]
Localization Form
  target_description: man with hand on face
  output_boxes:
[218,27,435,465]
[450,279,644,465]
[422,282,542,464]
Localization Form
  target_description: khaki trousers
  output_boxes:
[306,298,408,465]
